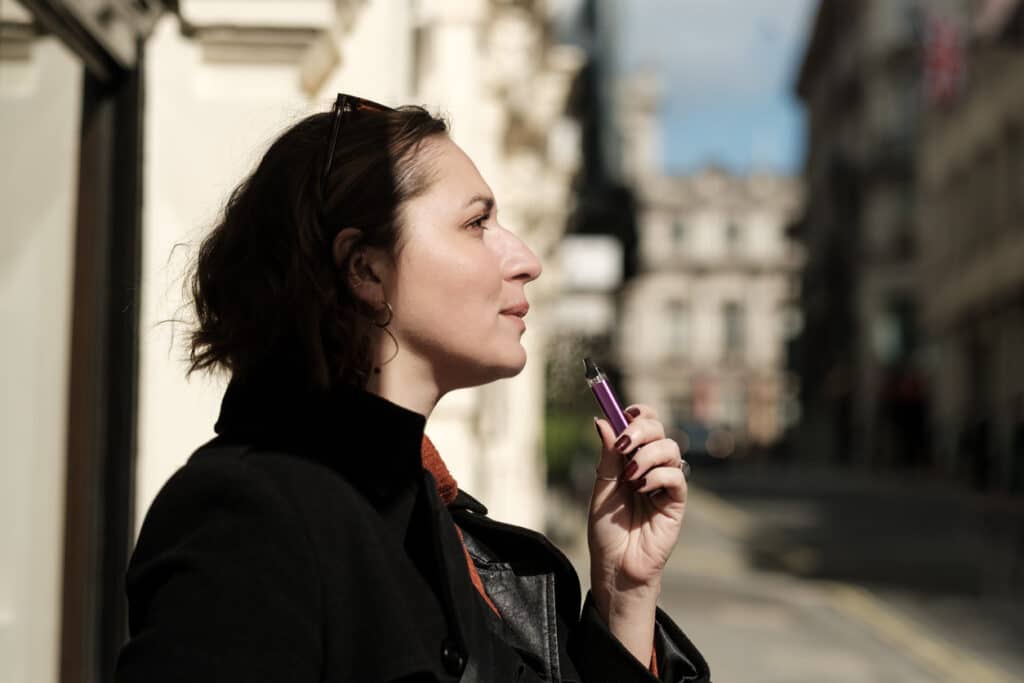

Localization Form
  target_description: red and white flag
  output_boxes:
[924,14,967,107]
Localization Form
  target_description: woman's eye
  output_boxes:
[469,215,489,231]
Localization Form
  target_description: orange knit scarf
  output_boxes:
[420,435,500,617]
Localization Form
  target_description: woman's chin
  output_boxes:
[439,342,528,389]
[480,347,528,383]
[506,344,528,373]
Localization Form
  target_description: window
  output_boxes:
[725,221,742,250]
[723,302,745,358]
[871,297,916,365]
[671,218,686,249]
[721,379,746,427]
[665,300,690,357]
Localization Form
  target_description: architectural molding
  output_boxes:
[173,1,374,96]
[182,22,323,64]
[179,19,349,96]
[0,19,44,61]
[18,0,165,80]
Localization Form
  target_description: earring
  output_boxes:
[374,302,393,328]
[372,301,398,374]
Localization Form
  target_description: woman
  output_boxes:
[116,94,711,682]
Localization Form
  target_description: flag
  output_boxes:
[924,14,967,107]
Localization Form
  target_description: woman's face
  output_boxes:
[388,136,542,392]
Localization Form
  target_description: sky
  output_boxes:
[619,0,818,175]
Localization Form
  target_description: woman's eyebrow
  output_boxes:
[464,194,495,213]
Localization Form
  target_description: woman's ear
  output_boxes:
[332,227,362,270]
[333,227,388,307]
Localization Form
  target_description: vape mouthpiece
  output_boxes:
[583,357,600,380]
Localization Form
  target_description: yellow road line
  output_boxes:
[689,485,1015,683]
[822,582,1013,683]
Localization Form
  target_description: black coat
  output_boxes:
[116,374,711,682]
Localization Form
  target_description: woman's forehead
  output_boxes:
[420,137,493,207]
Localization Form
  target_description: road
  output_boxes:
[556,464,1024,682]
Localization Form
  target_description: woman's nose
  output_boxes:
[503,230,542,284]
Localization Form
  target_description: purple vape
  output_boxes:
[584,357,629,436]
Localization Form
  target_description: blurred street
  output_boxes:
[562,462,1024,682]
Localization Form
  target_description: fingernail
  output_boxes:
[625,406,641,418]
[623,461,638,479]
[614,434,631,452]
[629,477,646,491]
[593,417,602,441]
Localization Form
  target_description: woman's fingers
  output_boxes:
[623,403,659,422]
[619,438,684,490]
[623,437,682,476]
[630,464,687,503]
[594,408,679,490]
[610,416,665,455]
[593,417,624,481]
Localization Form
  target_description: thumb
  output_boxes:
[593,417,623,473]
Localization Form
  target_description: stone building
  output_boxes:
[793,0,931,467]
[0,1,581,680]
[615,81,803,456]
[916,0,1024,491]
[794,0,1024,488]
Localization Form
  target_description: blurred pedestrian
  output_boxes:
[114,95,709,682]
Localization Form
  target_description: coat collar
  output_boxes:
[213,370,428,503]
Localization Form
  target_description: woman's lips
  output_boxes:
[500,302,528,331]
[501,312,527,330]
[500,302,530,318]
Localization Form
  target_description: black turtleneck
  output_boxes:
[213,370,453,605]
[213,370,428,504]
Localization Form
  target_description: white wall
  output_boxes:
[136,4,417,524]
[0,35,82,683]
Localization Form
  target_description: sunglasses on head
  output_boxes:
[322,93,394,186]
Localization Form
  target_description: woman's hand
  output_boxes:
[588,404,688,662]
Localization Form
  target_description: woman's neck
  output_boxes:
[363,356,440,419]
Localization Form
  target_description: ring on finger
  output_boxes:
[679,459,691,480]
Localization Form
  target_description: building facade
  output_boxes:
[794,0,1024,490]
[614,79,802,457]
[916,0,1024,491]
[794,0,930,468]
[619,168,802,456]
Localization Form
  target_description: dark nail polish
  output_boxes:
[614,434,631,452]
[593,418,602,441]
[623,461,638,479]
[629,477,646,491]
[625,406,641,418]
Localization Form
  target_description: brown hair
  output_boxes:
[186,104,448,389]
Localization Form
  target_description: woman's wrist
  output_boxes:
[591,566,662,612]
[592,578,660,614]
[591,578,661,665]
